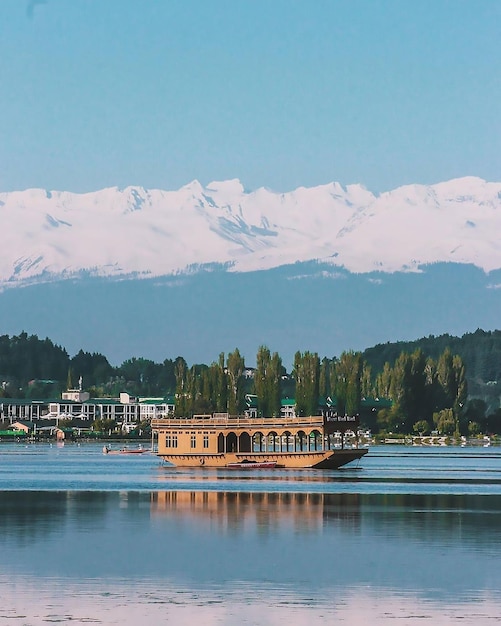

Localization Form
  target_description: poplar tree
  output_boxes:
[375,362,392,398]
[254,346,282,417]
[319,357,332,398]
[216,352,227,412]
[227,348,245,415]
[333,351,362,416]
[437,348,468,433]
[254,346,270,416]
[437,348,455,405]
[202,356,227,413]
[294,351,320,416]
[185,366,197,414]
[361,361,373,398]
[201,362,220,412]
[174,357,187,416]
[268,352,283,417]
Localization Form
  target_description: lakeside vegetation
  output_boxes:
[0,329,500,436]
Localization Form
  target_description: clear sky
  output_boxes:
[1,0,500,194]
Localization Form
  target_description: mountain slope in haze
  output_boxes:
[1,262,500,368]
[1,176,501,287]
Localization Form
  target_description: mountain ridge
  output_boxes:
[2,176,501,287]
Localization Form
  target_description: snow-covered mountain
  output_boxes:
[2,176,501,287]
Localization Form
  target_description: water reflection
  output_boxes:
[2,490,501,547]
[1,579,501,626]
[2,444,501,624]
[1,576,498,626]
[1,491,500,581]
[151,490,363,534]
[1,489,501,623]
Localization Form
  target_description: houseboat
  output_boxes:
[151,412,368,469]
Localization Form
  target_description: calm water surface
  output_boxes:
[1,442,500,624]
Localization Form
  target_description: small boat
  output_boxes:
[103,445,149,455]
[226,460,277,469]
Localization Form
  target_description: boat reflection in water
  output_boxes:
[150,490,364,534]
[149,490,501,549]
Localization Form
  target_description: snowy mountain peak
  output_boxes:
[181,179,204,194]
[206,179,245,194]
[2,177,501,287]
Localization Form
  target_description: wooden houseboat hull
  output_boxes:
[158,448,367,469]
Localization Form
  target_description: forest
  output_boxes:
[0,329,500,435]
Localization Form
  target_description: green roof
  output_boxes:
[245,394,258,408]
[0,430,27,437]
[318,396,336,407]
[0,398,51,406]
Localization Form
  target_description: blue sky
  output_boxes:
[1,0,500,194]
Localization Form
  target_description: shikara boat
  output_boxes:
[102,446,149,455]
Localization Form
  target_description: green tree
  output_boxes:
[254,346,282,417]
[468,421,481,436]
[361,361,373,398]
[294,351,320,416]
[385,350,429,432]
[162,358,177,392]
[377,403,405,433]
[333,351,362,416]
[433,408,455,435]
[375,362,392,398]
[227,348,245,415]
[437,349,468,434]
[198,357,226,413]
[463,398,487,432]
[452,353,468,431]
[319,357,332,398]
[92,418,117,435]
[437,348,455,405]
[413,419,430,435]
[215,353,228,412]
[70,350,113,388]
[174,357,188,416]
[486,408,501,434]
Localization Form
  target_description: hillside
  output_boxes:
[363,328,501,405]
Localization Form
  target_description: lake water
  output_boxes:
[1,442,501,625]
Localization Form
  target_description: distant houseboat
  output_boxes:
[152,413,368,469]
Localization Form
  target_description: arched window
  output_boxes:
[239,431,252,453]
[283,430,293,452]
[226,432,238,453]
[267,431,278,452]
[297,430,307,452]
[310,429,322,451]
[253,432,265,452]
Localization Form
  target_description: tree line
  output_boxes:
[0,330,500,434]
[363,328,501,398]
